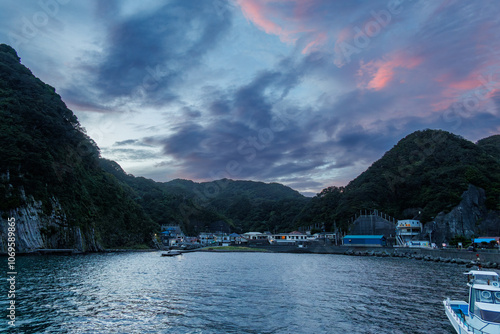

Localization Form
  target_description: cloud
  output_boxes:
[2,0,500,194]
[356,52,423,91]
[101,147,159,160]
[113,139,155,147]
[237,0,287,40]
[60,0,233,112]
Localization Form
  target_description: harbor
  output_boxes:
[3,250,468,333]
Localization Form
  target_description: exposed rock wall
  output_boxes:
[0,190,103,253]
[431,184,500,243]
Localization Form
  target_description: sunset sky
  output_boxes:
[1,0,499,195]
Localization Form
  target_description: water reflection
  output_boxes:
[1,252,469,333]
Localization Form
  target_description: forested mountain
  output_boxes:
[477,135,500,163]
[296,130,500,233]
[100,158,309,235]
[0,44,158,251]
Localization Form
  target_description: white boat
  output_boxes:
[161,250,182,257]
[444,270,500,334]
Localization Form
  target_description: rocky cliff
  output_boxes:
[0,185,102,253]
[428,184,500,243]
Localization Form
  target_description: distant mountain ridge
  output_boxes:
[100,158,308,235]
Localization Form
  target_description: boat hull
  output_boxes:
[444,300,473,334]
[444,299,500,334]
[161,251,182,257]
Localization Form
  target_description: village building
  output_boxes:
[343,235,386,247]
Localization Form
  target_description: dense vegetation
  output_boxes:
[0,44,158,247]
[100,159,309,235]
[295,130,500,232]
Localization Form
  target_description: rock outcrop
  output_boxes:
[429,184,500,243]
[0,188,102,253]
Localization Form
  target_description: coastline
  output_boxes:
[4,245,500,269]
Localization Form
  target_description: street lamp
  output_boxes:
[458,207,463,236]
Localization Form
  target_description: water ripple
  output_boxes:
[0,252,471,333]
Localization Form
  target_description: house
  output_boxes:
[160,225,185,247]
[242,232,268,240]
[343,235,386,247]
[242,232,270,245]
[315,232,337,240]
[395,220,422,246]
[213,233,231,246]
[269,231,308,245]
[199,233,216,245]
[229,233,243,245]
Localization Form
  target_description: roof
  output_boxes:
[474,238,497,243]
[229,233,240,237]
[344,235,385,239]
[465,270,499,277]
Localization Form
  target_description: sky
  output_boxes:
[1,0,499,196]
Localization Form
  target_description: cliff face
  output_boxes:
[430,184,500,243]
[0,187,102,253]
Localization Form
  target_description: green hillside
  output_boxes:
[100,158,309,234]
[0,44,158,249]
[477,135,500,163]
[296,129,500,231]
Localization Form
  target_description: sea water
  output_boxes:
[0,251,469,333]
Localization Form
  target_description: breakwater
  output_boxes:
[342,248,500,269]
[251,244,500,269]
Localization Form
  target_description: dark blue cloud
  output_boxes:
[61,0,233,110]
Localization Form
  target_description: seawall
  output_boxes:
[250,243,500,267]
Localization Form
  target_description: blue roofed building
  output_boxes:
[473,237,499,247]
[343,235,386,247]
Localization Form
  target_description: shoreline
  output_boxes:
[3,245,500,269]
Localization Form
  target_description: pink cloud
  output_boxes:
[235,0,327,50]
[357,52,423,91]
[237,0,285,37]
[431,68,500,112]
[301,32,327,54]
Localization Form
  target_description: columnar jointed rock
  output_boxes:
[0,191,103,253]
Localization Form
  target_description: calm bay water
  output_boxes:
[1,251,473,333]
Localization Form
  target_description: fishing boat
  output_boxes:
[161,250,182,257]
[444,270,500,334]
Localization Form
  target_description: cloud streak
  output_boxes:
[1,0,499,194]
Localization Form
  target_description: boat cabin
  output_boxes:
[467,271,500,325]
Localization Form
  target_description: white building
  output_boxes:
[396,220,423,246]
[269,231,308,244]
[199,233,215,245]
[242,232,268,240]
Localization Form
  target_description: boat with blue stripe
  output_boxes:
[444,270,500,333]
